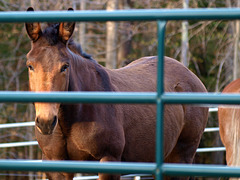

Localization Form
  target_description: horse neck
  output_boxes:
[59,54,113,128]
[68,53,113,92]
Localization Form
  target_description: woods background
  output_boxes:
[0,0,238,179]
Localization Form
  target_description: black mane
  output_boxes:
[68,39,96,63]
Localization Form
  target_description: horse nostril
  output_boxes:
[51,116,57,129]
[36,117,39,124]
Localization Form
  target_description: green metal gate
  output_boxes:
[1,8,240,179]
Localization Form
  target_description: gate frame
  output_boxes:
[0,8,240,179]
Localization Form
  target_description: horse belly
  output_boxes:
[121,104,184,162]
[121,104,156,162]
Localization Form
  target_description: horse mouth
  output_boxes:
[36,125,44,134]
[35,116,58,135]
[36,125,55,135]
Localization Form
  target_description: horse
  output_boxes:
[218,79,240,167]
[25,7,209,180]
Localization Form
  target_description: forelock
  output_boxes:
[42,24,60,45]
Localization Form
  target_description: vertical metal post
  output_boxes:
[156,21,166,180]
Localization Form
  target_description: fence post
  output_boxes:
[156,20,166,180]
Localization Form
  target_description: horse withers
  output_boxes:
[218,79,240,167]
[25,7,208,180]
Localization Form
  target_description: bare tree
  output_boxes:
[79,0,86,51]
[117,0,131,67]
[233,0,240,80]
[181,0,189,67]
[106,0,118,69]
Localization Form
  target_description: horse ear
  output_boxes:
[59,8,75,44]
[25,7,42,42]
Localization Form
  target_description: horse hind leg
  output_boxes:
[165,139,198,164]
[164,139,200,180]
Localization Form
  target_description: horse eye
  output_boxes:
[60,64,69,73]
[27,65,34,71]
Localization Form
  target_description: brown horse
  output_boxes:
[219,79,240,167]
[25,7,208,180]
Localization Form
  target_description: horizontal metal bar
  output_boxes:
[2,91,240,105]
[0,91,156,104]
[196,147,225,153]
[2,160,240,178]
[0,141,225,153]
[162,92,240,104]
[0,121,219,132]
[204,127,219,132]
[209,107,218,112]
[0,141,38,148]
[2,8,240,23]
[74,176,99,180]
[73,174,152,180]
[162,164,240,177]
[0,121,35,129]
[0,160,156,174]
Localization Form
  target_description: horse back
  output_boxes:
[222,78,240,93]
[110,56,157,92]
[111,56,207,93]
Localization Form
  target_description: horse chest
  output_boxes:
[64,123,106,161]
[62,115,125,162]
[66,137,96,161]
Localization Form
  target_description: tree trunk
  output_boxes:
[233,16,240,80]
[181,0,189,67]
[117,0,131,67]
[106,0,118,69]
[73,0,87,52]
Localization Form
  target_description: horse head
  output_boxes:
[25,7,75,135]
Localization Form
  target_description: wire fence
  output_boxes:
[0,108,224,153]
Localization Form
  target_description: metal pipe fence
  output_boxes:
[0,107,223,152]
[0,8,240,179]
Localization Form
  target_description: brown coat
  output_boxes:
[25,14,208,180]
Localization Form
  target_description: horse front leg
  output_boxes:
[45,171,74,180]
[42,154,74,180]
[98,173,120,180]
[98,156,121,180]
[36,122,74,179]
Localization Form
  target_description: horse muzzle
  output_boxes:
[35,115,58,135]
